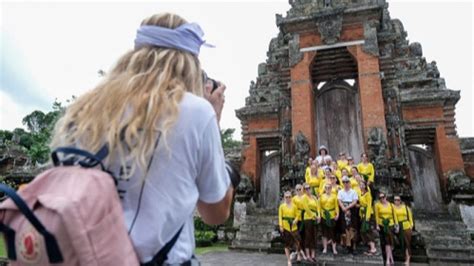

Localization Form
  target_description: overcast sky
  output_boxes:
[1,0,473,139]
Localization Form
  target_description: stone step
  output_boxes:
[416,220,467,230]
[239,224,276,232]
[428,238,473,247]
[427,255,474,264]
[426,247,474,263]
[235,232,273,242]
[244,215,277,224]
[248,208,277,216]
[230,240,271,251]
[429,245,474,253]
[419,230,470,239]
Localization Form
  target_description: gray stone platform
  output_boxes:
[198,250,430,266]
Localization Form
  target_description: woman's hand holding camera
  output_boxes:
[204,79,226,123]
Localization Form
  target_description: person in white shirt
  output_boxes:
[50,12,236,265]
[337,176,359,254]
[315,145,332,166]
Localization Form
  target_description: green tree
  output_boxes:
[4,99,70,164]
[220,128,241,149]
[0,130,13,143]
[22,110,47,133]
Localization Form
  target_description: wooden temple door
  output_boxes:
[408,145,444,212]
[259,151,280,210]
[315,80,364,161]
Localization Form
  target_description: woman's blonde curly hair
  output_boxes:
[51,13,204,179]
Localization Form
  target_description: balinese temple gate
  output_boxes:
[232,0,474,264]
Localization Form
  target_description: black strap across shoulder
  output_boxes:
[51,145,109,171]
[141,225,184,266]
[0,184,63,263]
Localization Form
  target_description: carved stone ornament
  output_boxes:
[317,14,343,45]
[295,131,310,156]
[289,34,304,67]
[362,21,379,57]
[367,127,387,167]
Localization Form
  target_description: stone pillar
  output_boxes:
[242,136,258,185]
[347,45,387,150]
[290,51,317,157]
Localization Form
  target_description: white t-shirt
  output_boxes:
[337,189,358,204]
[115,93,230,263]
[315,155,333,165]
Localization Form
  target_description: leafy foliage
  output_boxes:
[1,99,70,164]
[195,230,217,247]
[220,128,241,149]
[194,216,218,232]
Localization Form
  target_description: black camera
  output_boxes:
[225,160,241,189]
[202,71,219,93]
[209,78,219,93]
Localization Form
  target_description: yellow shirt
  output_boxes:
[337,160,348,170]
[303,195,320,220]
[359,191,373,221]
[305,166,311,182]
[346,164,357,176]
[375,202,398,226]
[349,177,359,190]
[394,204,414,230]
[358,162,375,183]
[318,180,340,196]
[278,203,299,232]
[292,195,306,221]
[305,175,323,195]
[335,169,342,184]
[320,193,339,219]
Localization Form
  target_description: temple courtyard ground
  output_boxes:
[198,250,429,265]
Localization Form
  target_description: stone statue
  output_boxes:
[367,127,387,166]
[294,131,310,181]
[295,131,310,157]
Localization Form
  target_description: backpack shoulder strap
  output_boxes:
[0,184,63,263]
[141,225,184,266]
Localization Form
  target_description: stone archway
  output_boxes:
[314,80,364,161]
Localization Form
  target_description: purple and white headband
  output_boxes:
[134,22,213,56]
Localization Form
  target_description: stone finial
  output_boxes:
[409,42,423,57]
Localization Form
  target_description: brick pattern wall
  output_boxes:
[290,51,317,157]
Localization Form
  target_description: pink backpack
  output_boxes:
[0,147,139,265]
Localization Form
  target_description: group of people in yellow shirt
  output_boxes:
[278,146,415,266]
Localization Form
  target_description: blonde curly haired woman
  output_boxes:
[50,13,234,265]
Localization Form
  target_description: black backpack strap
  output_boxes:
[141,225,184,266]
[51,145,109,171]
[0,223,16,260]
[0,184,63,263]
